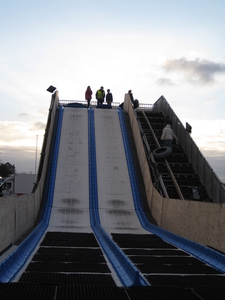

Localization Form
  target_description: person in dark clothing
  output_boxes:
[96,86,105,105]
[106,89,113,106]
[128,90,134,104]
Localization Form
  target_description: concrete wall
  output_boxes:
[124,94,225,253]
[0,194,36,252]
[0,91,59,254]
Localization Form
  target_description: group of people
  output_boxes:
[85,86,113,108]
[86,86,177,147]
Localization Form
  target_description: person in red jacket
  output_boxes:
[85,86,93,108]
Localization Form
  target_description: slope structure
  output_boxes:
[94,109,146,235]
[1,104,225,300]
[14,107,123,293]
[48,107,91,232]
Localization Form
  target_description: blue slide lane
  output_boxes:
[117,108,225,274]
[0,106,64,282]
[88,108,148,287]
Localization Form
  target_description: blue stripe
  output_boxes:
[88,108,148,287]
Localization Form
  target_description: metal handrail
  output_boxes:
[59,99,121,108]
[137,103,154,110]
[141,111,184,200]
[136,113,169,199]
[142,133,169,199]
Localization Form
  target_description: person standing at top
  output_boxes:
[106,89,113,106]
[128,90,134,104]
[85,86,93,108]
[96,86,105,105]
[161,123,178,147]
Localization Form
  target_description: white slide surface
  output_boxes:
[94,109,147,235]
[48,107,91,233]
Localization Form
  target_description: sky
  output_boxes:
[0,0,225,182]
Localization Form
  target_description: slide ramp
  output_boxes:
[48,107,91,233]
[94,109,146,235]
[1,106,225,299]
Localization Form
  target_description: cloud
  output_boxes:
[204,95,218,105]
[0,121,44,147]
[162,57,225,85]
[18,113,30,117]
[185,119,225,153]
[32,121,46,131]
[38,109,48,115]
[155,77,175,86]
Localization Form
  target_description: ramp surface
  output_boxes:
[1,106,225,300]
[94,109,147,235]
[48,108,91,232]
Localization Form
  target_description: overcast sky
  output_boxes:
[0,1,225,182]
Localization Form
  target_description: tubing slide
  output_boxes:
[1,106,225,285]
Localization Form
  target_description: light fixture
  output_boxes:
[46,85,57,93]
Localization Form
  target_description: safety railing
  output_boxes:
[59,99,121,108]
[138,119,169,199]
[137,103,154,110]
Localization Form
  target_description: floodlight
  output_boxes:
[46,85,57,93]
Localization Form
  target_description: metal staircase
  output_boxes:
[136,110,212,201]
